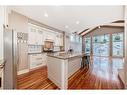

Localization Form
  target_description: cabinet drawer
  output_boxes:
[30,54,42,58]
[29,54,43,62]
[29,53,47,69]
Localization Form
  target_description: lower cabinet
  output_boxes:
[68,58,81,77]
[28,53,47,70]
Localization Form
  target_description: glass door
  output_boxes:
[93,34,110,56]
[85,37,91,54]
[112,33,123,57]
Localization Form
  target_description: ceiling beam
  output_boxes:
[80,22,124,36]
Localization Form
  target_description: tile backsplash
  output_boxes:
[28,45,42,53]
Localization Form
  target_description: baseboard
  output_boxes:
[17,69,29,75]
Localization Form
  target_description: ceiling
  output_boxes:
[9,6,124,33]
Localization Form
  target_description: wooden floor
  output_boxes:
[17,56,124,89]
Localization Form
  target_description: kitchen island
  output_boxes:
[47,52,85,89]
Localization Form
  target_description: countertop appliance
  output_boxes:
[3,27,28,89]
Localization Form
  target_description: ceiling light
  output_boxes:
[44,12,48,17]
[65,25,69,28]
[76,21,80,24]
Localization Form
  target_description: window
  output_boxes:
[112,33,123,57]
[70,34,82,52]
[93,34,110,56]
[85,37,91,54]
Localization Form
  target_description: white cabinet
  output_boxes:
[28,27,36,45]
[42,53,47,63]
[60,34,63,46]
[45,31,55,42]
[29,53,47,70]
[54,33,63,46]
[28,23,64,46]
[54,33,59,46]
[36,29,44,45]
[28,24,44,45]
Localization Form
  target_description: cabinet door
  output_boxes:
[36,29,43,45]
[28,27,36,45]
[54,33,63,46]
[60,34,63,46]
[55,34,59,46]
[45,31,55,41]
[42,53,47,65]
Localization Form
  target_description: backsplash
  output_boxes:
[28,45,42,53]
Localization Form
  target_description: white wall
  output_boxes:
[0,6,4,60]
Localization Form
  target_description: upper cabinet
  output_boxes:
[28,26,36,45]
[54,33,63,46]
[28,24,44,45]
[28,23,64,46]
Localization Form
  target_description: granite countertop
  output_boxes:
[0,60,5,69]
[47,52,86,60]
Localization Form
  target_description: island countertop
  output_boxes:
[47,52,86,60]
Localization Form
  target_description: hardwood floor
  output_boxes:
[17,56,124,89]
[17,66,58,89]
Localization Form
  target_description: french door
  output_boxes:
[93,34,110,56]
[85,37,91,54]
[84,33,124,57]
[112,33,123,57]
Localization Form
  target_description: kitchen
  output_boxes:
[0,7,83,89]
[0,6,127,90]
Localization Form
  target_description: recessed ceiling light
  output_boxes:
[44,12,48,17]
[65,25,69,28]
[76,21,80,24]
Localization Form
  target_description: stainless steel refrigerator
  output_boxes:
[3,27,28,89]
